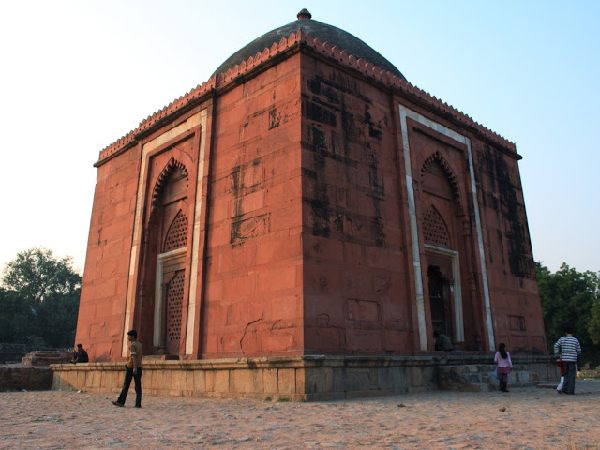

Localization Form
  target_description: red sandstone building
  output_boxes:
[67,10,551,398]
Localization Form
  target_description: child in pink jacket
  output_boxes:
[494,343,513,393]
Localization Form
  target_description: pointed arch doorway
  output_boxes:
[142,160,190,356]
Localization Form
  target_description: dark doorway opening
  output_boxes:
[428,265,452,337]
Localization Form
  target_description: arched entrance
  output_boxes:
[420,155,466,347]
[140,159,190,356]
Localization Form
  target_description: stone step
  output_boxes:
[436,365,544,391]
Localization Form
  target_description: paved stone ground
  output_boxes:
[1,380,600,449]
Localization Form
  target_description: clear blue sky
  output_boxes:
[1,0,598,275]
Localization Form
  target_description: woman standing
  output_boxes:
[494,343,513,393]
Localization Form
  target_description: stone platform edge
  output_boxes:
[50,354,558,401]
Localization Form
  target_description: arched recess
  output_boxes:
[420,154,465,345]
[420,151,464,217]
[139,158,190,356]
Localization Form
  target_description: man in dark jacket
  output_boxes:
[70,344,89,363]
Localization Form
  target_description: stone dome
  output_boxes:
[215,9,406,80]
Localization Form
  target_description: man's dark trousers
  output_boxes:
[561,362,577,394]
[117,367,142,407]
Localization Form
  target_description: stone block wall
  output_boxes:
[474,137,547,353]
[51,354,557,400]
[301,50,415,356]
[201,55,304,358]
[0,350,72,392]
[76,141,141,361]
[21,351,72,366]
[0,366,53,391]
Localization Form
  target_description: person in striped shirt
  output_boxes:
[553,327,581,395]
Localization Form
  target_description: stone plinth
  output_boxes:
[51,354,558,401]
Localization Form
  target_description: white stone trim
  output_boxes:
[186,109,208,355]
[398,105,494,352]
[466,139,495,350]
[123,110,206,357]
[398,107,427,351]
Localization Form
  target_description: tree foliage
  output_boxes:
[0,247,81,348]
[2,247,81,302]
[536,262,600,365]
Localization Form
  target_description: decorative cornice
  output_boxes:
[95,77,217,166]
[96,28,516,166]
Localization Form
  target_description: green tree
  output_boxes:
[0,287,39,345]
[2,247,81,302]
[536,262,600,366]
[1,247,82,348]
[588,290,600,348]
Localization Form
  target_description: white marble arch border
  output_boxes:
[122,110,207,357]
[398,105,495,351]
[186,109,208,354]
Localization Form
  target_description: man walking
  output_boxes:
[553,327,581,395]
[112,329,143,408]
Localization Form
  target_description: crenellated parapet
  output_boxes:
[96,27,515,166]
[299,31,516,153]
[95,76,217,165]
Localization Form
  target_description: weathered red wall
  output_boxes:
[200,55,305,357]
[472,141,546,352]
[300,57,415,354]
[298,53,546,355]
[76,148,139,361]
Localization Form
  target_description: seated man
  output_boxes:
[434,331,453,351]
[70,344,89,363]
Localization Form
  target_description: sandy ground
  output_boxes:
[1,380,599,450]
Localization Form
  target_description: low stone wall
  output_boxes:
[51,354,558,401]
[0,350,74,392]
[0,365,53,391]
[579,368,600,379]
[436,354,558,392]
[0,345,73,365]
[21,351,72,367]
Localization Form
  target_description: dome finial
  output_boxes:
[297,8,312,20]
